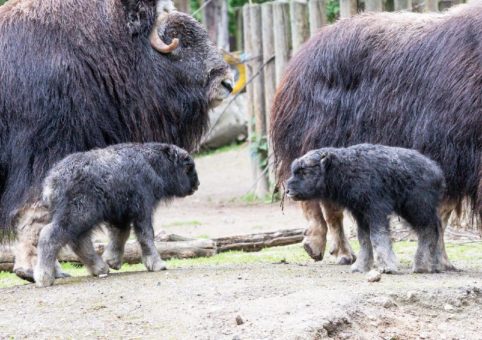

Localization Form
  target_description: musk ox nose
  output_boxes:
[221,79,233,93]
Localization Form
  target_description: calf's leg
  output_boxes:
[102,225,131,270]
[34,222,70,287]
[70,232,109,277]
[369,216,398,273]
[133,215,166,272]
[350,216,374,273]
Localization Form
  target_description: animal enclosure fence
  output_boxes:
[241,0,468,197]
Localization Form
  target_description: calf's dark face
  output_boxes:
[286,151,329,201]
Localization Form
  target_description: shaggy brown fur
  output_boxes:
[270,3,482,261]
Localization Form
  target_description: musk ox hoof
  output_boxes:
[303,242,323,262]
[14,268,35,283]
[336,254,356,265]
[143,255,167,272]
[91,263,110,277]
[378,265,399,274]
[351,262,371,273]
[105,257,123,271]
[34,270,55,287]
[103,252,123,270]
[54,271,71,279]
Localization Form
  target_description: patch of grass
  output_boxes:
[195,234,211,239]
[1,241,481,289]
[232,192,274,204]
[195,142,244,158]
[163,220,203,228]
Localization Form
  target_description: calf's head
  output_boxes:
[154,144,199,197]
[286,150,334,201]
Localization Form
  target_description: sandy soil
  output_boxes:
[1,145,481,339]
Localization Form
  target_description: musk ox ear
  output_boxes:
[319,152,334,169]
[121,0,157,36]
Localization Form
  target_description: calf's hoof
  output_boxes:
[143,256,167,272]
[14,268,35,283]
[34,270,55,287]
[378,264,399,274]
[103,254,123,270]
[350,260,371,273]
[302,238,324,262]
[55,271,71,279]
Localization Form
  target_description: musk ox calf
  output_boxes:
[271,2,482,265]
[286,144,453,274]
[34,143,199,287]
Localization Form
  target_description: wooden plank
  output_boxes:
[273,1,291,85]
[394,0,412,11]
[426,0,439,11]
[339,0,358,18]
[365,0,383,11]
[290,0,310,53]
[308,0,327,36]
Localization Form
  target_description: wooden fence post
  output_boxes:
[250,4,269,196]
[365,0,383,11]
[426,0,439,11]
[394,0,412,10]
[273,1,291,86]
[242,5,258,186]
[290,0,310,53]
[339,0,357,18]
[261,2,276,186]
[308,0,327,36]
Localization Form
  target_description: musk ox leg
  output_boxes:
[133,216,166,272]
[13,204,69,282]
[350,217,374,273]
[369,217,399,274]
[412,219,441,273]
[70,232,110,277]
[437,202,457,271]
[34,222,70,287]
[322,201,356,265]
[301,201,328,262]
[102,225,131,270]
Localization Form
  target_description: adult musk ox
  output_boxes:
[287,144,450,274]
[0,0,233,281]
[270,3,482,264]
[35,143,199,287]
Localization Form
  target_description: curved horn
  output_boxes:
[149,15,179,54]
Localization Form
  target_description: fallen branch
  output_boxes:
[0,228,304,272]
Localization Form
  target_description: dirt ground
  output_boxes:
[1,145,481,339]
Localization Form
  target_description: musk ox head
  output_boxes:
[145,144,200,198]
[286,150,334,201]
[148,10,233,108]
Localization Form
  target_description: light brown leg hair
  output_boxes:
[13,203,69,282]
[322,201,356,265]
[437,200,457,271]
[301,201,328,262]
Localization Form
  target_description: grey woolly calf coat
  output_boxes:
[34,143,199,287]
[286,144,452,274]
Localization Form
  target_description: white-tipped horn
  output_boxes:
[149,14,179,54]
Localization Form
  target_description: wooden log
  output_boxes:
[215,228,304,252]
[290,0,310,53]
[339,0,358,18]
[249,4,269,197]
[261,2,276,186]
[273,1,291,86]
[308,0,327,36]
[0,229,305,272]
[394,0,412,11]
[365,0,383,11]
